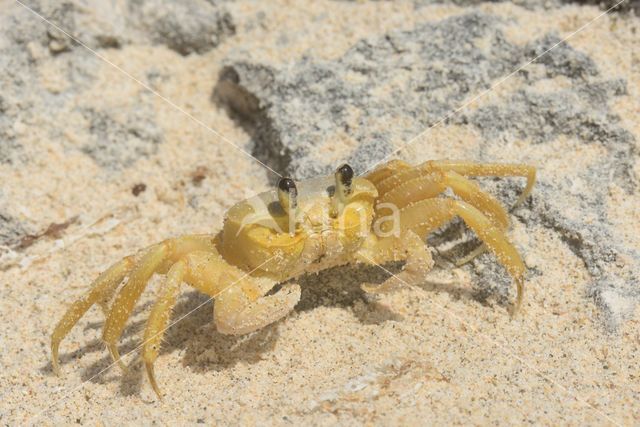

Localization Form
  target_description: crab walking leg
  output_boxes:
[101,236,220,370]
[371,160,536,209]
[135,248,301,397]
[378,162,532,265]
[377,170,511,265]
[380,198,525,313]
[102,243,169,370]
[140,249,239,397]
[420,170,510,264]
[51,255,137,375]
[365,159,411,187]
[379,171,510,229]
[442,161,536,264]
[423,160,537,209]
[359,230,434,294]
[142,260,186,398]
[95,249,154,315]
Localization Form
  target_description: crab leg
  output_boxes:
[141,249,300,397]
[102,236,220,370]
[379,170,509,229]
[51,254,137,375]
[365,159,411,187]
[174,250,300,336]
[140,250,234,397]
[424,161,536,263]
[376,170,510,266]
[422,160,537,209]
[102,243,169,370]
[371,159,534,264]
[374,165,430,197]
[371,160,536,210]
[142,260,186,398]
[374,198,525,313]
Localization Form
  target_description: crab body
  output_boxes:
[51,159,536,398]
[221,174,377,279]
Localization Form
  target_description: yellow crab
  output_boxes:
[51,160,535,397]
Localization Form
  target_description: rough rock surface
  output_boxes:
[0,0,235,247]
[218,12,639,330]
[17,0,235,54]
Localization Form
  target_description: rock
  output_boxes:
[218,13,524,178]
[0,0,234,250]
[80,106,164,169]
[398,0,638,15]
[217,12,639,328]
[137,0,236,55]
[10,0,235,55]
[0,3,55,248]
[0,213,31,249]
[411,0,562,10]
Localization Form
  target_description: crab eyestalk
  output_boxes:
[332,163,354,217]
[278,177,298,234]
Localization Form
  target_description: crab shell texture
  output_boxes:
[221,175,378,280]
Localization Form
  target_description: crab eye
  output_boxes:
[277,177,298,213]
[331,163,354,218]
[335,163,354,198]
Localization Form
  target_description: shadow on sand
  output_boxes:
[43,253,500,396]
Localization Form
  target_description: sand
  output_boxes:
[0,0,639,425]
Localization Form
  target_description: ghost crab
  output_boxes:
[51,159,535,397]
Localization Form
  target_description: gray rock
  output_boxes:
[0,96,24,166]
[80,106,164,169]
[0,3,50,169]
[137,0,235,55]
[465,36,638,330]
[0,4,162,172]
[569,0,640,16]
[218,13,520,178]
[217,12,639,329]
[10,0,129,52]
[409,0,636,15]
[0,1,203,248]
[0,212,30,249]
[411,0,562,10]
[1,0,234,172]
[11,0,235,55]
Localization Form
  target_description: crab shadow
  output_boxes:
[42,263,392,396]
[45,253,496,397]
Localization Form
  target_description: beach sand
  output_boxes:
[1,0,638,424]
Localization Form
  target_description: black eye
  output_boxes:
[336,164,353,186]
[277,177,298,213]
[278,177,297,193]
